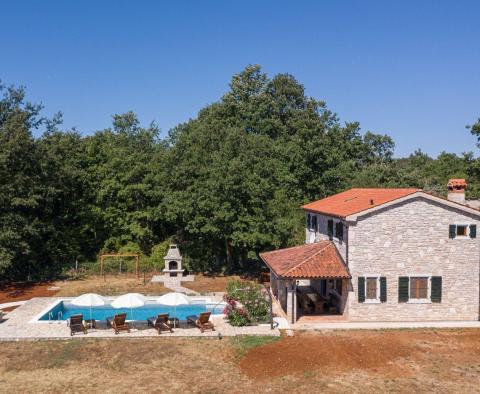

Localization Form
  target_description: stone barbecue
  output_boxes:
[163,244,184,278]
[151,244,195,288]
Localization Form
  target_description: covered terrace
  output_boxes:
[260,241,351,323]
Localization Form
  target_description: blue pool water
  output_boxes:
[39,301,225,321]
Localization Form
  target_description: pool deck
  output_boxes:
[0,298,280,340]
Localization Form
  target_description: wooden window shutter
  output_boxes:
[470,224,477,239]
[431,276,442,303]
[313,216,318,232]
[327,220,334,240]
[358,277,365,303]
[307,214,311,229]
[380,277,387,302]
[398,277,409,303]
[449,225,456,239]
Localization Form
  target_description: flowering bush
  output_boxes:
[224,304,249,327]
[224,280,269,326]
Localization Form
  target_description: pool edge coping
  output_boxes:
[29,296,226,324]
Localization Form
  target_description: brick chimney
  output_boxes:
[447,179,467,204]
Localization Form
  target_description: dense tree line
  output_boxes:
[1,66,479,280]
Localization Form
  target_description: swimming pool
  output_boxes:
[39,300,225,322]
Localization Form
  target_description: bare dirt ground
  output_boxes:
[241,329,480,392]
[0,329,479,393]
[177,274,244,293]
[0,282,58,304]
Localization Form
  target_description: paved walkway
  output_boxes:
[292,320,480,330]
[162,281,199,295]
[0,297,279,340]
[151,275,200,295]
[268,291,480,331]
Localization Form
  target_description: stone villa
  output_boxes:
[260,179,480,323]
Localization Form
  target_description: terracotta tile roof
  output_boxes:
[301,188,420,218]
[260,241,350,279]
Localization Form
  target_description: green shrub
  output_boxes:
[118,242,142,255]
[139,255,155,272]
[149,240,171,271]
[226,279,245,298]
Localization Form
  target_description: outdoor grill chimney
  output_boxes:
[447,179,467,205]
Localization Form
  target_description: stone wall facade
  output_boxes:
[305,212,348,261]
[347,197,480,321]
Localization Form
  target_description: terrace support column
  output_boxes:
[286,282,296,324]
[270,272,278,298]
[293,281,298,322]
[277,278,282,306]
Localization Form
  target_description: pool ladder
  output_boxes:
[47,311,62,324]
[210,299,226,313]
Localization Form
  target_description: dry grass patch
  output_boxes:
[181,274,245,293]
[54,274,169,297]
[1,330,479,393]
[0,338,249,394]
[1,274,244,303]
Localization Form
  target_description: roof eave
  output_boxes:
[345,191,480,221]
[259,253,286,278]
[300,207,346,220]
[280,274,351,280]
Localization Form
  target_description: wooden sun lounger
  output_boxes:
[68,314,87,336]
[147,313,173,334]
[107,313,130,334]
[187,311,215,333]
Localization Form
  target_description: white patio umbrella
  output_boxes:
[157,292,190,328]
[111,293,147,321]
[71,293,107,323]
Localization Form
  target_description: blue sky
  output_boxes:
[1,1,479,157]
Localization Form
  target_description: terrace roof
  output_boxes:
[260,241,350,279]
